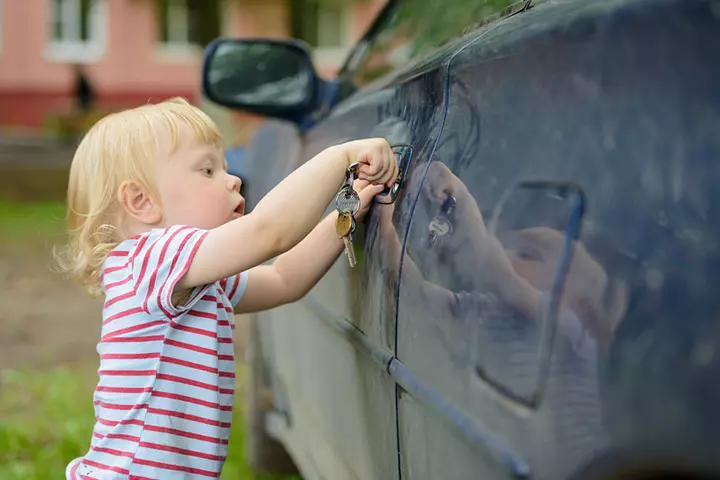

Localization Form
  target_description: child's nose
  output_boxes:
[227,174,242,193]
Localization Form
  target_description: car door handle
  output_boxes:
[376,144,413,204]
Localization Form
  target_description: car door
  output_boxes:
[253,0,533,478]
[392,1,720,479]
[262,11,452,480]
[390,2,610,478]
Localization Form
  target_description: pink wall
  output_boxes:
[0,0,201,127]
[0,0,389,129]
[0,1,199,93]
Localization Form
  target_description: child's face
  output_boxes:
[154,128,244,230]
[504,227,606,304]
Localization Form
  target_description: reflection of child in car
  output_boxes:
[377,161,628,478]
[408,161,627,352]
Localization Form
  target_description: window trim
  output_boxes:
[45,0,107,63]
[155,0,204,64]
[292,0,352,70]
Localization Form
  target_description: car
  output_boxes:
[225,145,246,192]
[201,0,720,478]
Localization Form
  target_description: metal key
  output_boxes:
[343,218,357,267]
[336,211,357,267]
[335,163,361,215]
[335,186,361,215]
[334,164,360,267]
[336,211,352,237]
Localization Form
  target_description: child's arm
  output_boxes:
[177,139,397,290]
[233,182,383,313]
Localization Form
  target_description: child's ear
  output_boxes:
[117,180,162,225]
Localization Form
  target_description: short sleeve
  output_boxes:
[220,271,249,307]
[130,225,209,319]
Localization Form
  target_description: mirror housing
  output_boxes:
[202,38,320,122]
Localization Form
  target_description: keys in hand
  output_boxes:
[335,163,359,267]
[334,162,361,215]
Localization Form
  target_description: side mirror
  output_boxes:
[202,38,319,121]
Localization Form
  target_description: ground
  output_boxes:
[0,240,102,371]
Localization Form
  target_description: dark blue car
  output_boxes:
[202,0,720,478]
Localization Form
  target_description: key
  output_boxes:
[335,162,361,215]
[336,212,357,267]
[334,163,360,267]
[335,186,361,215]
[343,218,357,267]
[336,211,352,237]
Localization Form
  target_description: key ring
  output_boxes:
[335,161,361,215]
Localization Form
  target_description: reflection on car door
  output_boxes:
[391,2,658,479]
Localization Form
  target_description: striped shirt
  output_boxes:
[67,225,248,480]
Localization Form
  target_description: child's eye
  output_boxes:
[202,168,213,176]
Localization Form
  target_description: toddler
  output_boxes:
[57,97,397,479]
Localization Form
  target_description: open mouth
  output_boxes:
[233,198,246,217]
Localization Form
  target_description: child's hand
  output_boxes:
[352,179,385,222]
[341,138,398,188]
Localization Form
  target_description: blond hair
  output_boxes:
[54,97,223,296]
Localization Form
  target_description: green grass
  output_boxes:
[0,200,67,245]
[0,364,295,479]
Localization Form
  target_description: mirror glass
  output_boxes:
[205,41,313,109]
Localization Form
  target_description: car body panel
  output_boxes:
[244,51,453,477]
[395,0,720,479]
[230,0,720,478]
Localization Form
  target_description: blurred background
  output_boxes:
[0,0,383,478]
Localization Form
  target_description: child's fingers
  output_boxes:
[353,178,370,190]
[385,155,399,188]
[358,184,384,204]
[358,163,380,181]
[358,150,384,178]
[379,147,398,186]
[359,153,394,183]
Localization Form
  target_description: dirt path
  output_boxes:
[0,241,250,372]
[0,243,102,371]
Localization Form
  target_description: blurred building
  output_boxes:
[0,0,384,133]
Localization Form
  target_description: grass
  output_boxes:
[0,364,294,480]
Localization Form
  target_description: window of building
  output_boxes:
[47,0,106,62]
[157,0,220,60]
[291,0,349,67]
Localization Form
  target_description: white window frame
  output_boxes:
[311,2,351,69]
[45,0,107,63]
[156,0,203,63]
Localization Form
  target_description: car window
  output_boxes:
[347,0,526,87]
